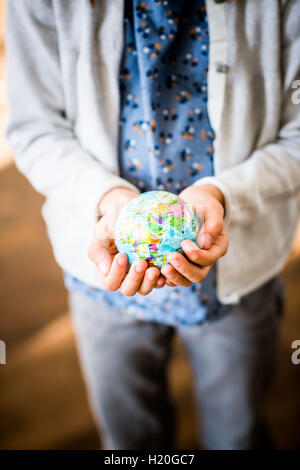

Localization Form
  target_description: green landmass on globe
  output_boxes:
[115,191,200,268]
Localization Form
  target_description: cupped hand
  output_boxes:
[88,187,166,296]
[161,184,229,287]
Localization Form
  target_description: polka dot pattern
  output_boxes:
[65,1,234,325]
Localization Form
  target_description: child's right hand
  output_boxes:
[88,187,166,296]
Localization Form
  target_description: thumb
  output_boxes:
[88,228,113,276]
[197,204,224,250]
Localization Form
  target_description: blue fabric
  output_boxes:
[64,0,233,326]
[119,0,215,193]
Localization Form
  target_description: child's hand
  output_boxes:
[88,187,166,296]
[161,184,229,287]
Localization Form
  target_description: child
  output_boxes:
[6,0,300,449]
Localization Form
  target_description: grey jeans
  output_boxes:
[69,277,284,450]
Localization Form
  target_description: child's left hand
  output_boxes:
[161,184,229,287]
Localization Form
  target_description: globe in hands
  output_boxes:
[115,190,201,268]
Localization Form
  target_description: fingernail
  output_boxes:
[204,233,212,248]
[168,255,179,267]
[135,262,145,273]
[99,262,109,276]
[148,270,156,281]
[165,265,174,277]
[117,253,126,265]
[161,266,168,275]
[183,239,196,252]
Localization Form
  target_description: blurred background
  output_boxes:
[0,1,300,450]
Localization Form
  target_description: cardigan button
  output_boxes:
[216,62,229,73]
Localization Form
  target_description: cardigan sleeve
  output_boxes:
[194,0,300,227]
[6,0,138,223]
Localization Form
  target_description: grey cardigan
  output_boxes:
[6,0,300,303]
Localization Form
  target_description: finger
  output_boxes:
[167,252,210,283]
[120,260,148,296]
[197,202,224,249]
[161,263,193,287]
[88,232,113,276]
[107,241,119,256]
[182,230,228,267]
[95,214,116,240]
[101,252,128,291]
[155,275,166,289]
[138,267,160,295]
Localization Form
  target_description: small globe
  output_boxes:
[115,190,200,268]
